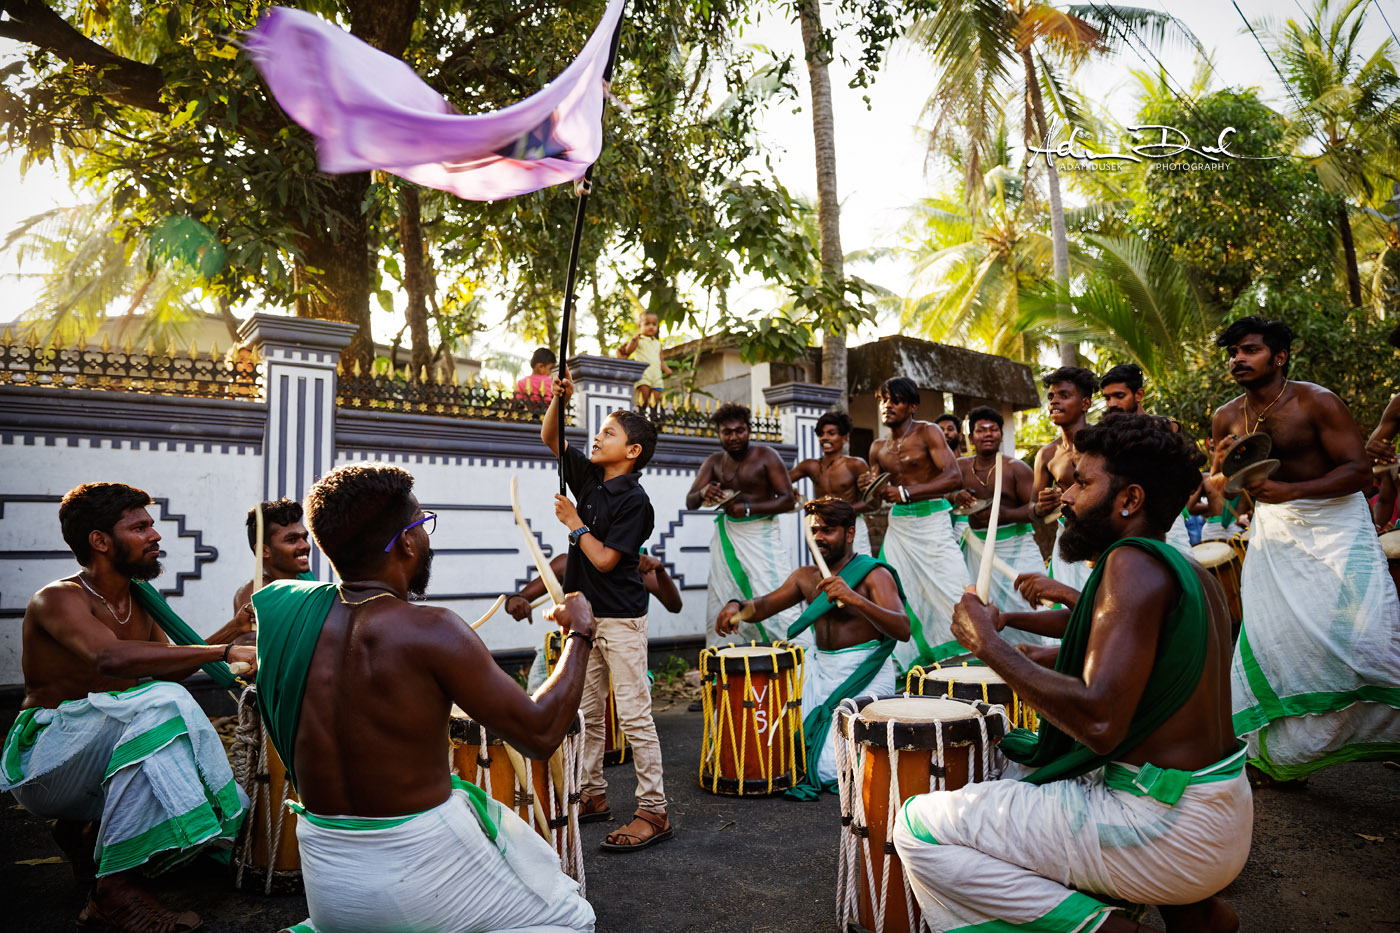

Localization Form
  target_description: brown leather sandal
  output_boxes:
[599,808,673,851]
[578,792,611,823]
[77,889,202,933]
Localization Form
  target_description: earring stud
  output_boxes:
[1121,509,1129,517]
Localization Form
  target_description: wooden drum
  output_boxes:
[835,695,1008,933]
[231,687,301,894]
[699,641,806,795]
[545,629,629,766]
[905,662,1038,731]
[449,708,586,890]
[1193,539,1244,640]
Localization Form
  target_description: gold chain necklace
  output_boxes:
[1245,380,1288,434]
[970,457,996,487]
[894,420,917,458]
[77,573,132,625]
[338,586,398,606]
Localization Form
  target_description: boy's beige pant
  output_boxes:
[579,613,667,812]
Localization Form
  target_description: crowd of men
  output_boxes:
[3,314,1397,933]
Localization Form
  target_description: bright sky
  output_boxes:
[0,0,1389,370]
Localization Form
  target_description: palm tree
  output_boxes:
[1274,0,1400,308]
[2,202,225,347]
[795,0,848,402]
[908,0,1199,363]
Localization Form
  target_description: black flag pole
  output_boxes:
[558,2,627,495]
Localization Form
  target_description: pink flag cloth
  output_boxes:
[245,1,624,201]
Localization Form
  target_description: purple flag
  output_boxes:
[245,1,624,201]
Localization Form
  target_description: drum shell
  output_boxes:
[448,712,579,841]
[248,736,301,874]
[546,630,629,766]
[838,696,1006,933]
[232,689,301,893]
[699,642,805,796]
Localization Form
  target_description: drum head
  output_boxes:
[849,695,1005,749]
[921,666,1004,685]
[1380,530,1400,560]
[952,497,991,517]
[706,642,800,673]
[1224,458,1279,495]
[1221,432,1273,475]
[861,473,891,504]
[1192,540,1238,569]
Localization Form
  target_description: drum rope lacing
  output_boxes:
[232,685,295,894]
[699,642,805,795]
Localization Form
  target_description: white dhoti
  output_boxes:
[1166,512,1194,558]
[705,514,798,646]
[1232,493,1400,779]
[957,520,1055,648]
[800,640,898,784]
[291,780,594,933]
[0,681,247,877]
[879,500,970,670]
[851,513,872,557]
[894,749,1253,932]
[1198,515,1242,543]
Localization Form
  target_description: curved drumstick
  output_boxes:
[469,594,507,630]
[800,515,843,607]
[503,743,550,836]
[253,502,265,594]
[510,476,564,606]
[975,453,1003,604]
[962,526,1051,609]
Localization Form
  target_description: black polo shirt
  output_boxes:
[560,445,654,617]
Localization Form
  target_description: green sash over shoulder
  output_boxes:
[250,580,338,788]
[785,554,905,801]
[132,582,241,689]
[1000,537,1208,785]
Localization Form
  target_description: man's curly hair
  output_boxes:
[304,463,417,576]
[1042,366,1098,399]
[711,402,751,428]
[1072,413,1201,535]
[803,495,856,529]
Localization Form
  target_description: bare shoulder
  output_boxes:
[842,455,869,473]
[1033,438,1059,466]
[1004,458,1033,481]
[1098,545,1177,609]
[1213,395,1245,421]
[29,577,86,618]
[752,443,784,466]
[1294,381,1348,413]
[794,458,818,476]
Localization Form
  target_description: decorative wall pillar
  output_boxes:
[764,381,843,566]
[238,314,356,579]
[565,354,648,437]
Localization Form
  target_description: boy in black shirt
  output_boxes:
[541,374,671,850]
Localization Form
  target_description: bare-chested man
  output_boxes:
[895,413,1250,933]
[232,497,313,610]
[249,463,595,932]
[935,412,967,456]
[716,497,909,797]
[948,407,1052,645]
[1099,362,1199,557]
[857,376,966,669]
[1209,316,1400,785]
[1,483,257,933]
[687,402,797,645]
[1016,366,1098,610]
[788,409,873,555]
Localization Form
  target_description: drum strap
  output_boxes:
[999,537,1209,786]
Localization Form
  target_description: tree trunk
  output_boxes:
[798,0,847,403]
[1021,50,1074,366]
[399,185,432,379]
[1337,204,1362,308]
[296,172,374,370]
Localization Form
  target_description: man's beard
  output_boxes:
[408,548,433,598]
[1058,496,1119,564]
[724,442,749,460]
[113,541,162,582]
[817,537,849,567]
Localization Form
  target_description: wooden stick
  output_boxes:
[510,476,564,605]
[503,743,551,836]
[469,594,507,630]
[800,514,842,606]
[975,453,1004,604]
[531,593,550,609]
[961,527,1052,610]
[253,502,265,594]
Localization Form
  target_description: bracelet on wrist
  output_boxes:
[726,599,743,609]
[221,644,233,663]
[567,630,594,648]
[744,502,751,517]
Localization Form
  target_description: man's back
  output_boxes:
[293,597,458,816]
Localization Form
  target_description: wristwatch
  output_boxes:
[569,525,591,546]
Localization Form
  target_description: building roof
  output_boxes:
[848,335,1040,410]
